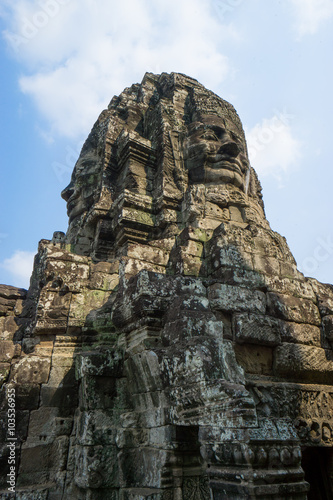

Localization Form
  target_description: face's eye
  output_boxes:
[229,132,244,149]
[211,126,227,140]
[202,131,218,141]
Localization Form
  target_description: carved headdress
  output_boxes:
[61,72,263,259]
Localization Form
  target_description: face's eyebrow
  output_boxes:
[190,123,205,133]
[210,125,225,132]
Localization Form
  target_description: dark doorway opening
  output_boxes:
[301,447,333,500]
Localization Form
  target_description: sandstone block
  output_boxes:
[75,409,117,445]
[155,207,178,225]
[205,201,231,221]
[118,448,168,488]
[74,445,119,488]
[40,383,78,409]
[210,246,253,271]
[0,340,21,362]
[318,293,333,317]
[163,296,211,324]
[267,292,321,325]
[208,284,266,314]
[163,317,222,344]
[211,267,265,289]
[0,285,27,301]
[121,257,166,279]
[115,427,149,449]
[44,259,89,292]
[149,236,176,251]
[19,436,69,482]
[322,315,333,342]
[33,339,54,358]
[309,279,333,315]
[181,239,204,257]
[35,290,72,334]
[43,243,89,264]
[14,298,25,316]
[125,351,163,393]
[0,362,10,385]
[280,322,321,346]
[50,351,76,367]
[10,357,51,385]
[46,364,76,388]
[209,224,253,255]
[91,261,120,274]
[38,288,71,317]
[263,275,316,300]
[14,384,40,411]
[120,207,154,227]
[79,375,127,411]
[88,272,119,291]
[274,344,333,383]
[0,297,16,316]
[243,205,269,227]
[68,290,110,327]
[197,218,223,230]
[177,227,211,244]
[168,247,204,276]
[233,313,281,346]
[253,254,280,276]
[0,316,20,340]
[75,350,124,379]
[234,344,273,375]
[126,243,169,266]
[0,286,26,317]
[26,407,72,445]
[229,205,244,222]
[279,260,301,278]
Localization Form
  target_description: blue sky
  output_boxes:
[1,0,333,288]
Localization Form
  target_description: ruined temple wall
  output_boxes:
[1,214,333,498]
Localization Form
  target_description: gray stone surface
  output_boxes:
[1,72,333,499]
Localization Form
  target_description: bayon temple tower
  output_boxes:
[1,72,333,499]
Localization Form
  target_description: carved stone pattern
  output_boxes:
[183,477,211,500]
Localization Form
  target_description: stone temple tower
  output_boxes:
[1,72,333,499]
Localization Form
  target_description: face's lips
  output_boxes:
[67,192,79,211]
[67,191,87,222]
[206,155,244,176]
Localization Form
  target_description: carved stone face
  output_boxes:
[184,116,249,190]
[61,149,101,223]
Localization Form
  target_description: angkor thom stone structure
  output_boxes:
[1,72,333,500]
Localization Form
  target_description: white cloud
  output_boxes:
[291,0,333,37]
[245,113,302,182]
[2,0,236,140]
[0,250,35,289]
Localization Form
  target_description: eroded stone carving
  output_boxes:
[1,72,333,499]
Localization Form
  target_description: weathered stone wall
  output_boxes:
[1,72,333,499]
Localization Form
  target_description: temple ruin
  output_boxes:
[1,72,333,499]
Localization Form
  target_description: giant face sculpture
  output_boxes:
[184,115,250,191]
[60,74,259,251]
[61,148,101,224]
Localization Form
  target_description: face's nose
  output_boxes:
[218,141,241,157]
[61,182,74,202]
